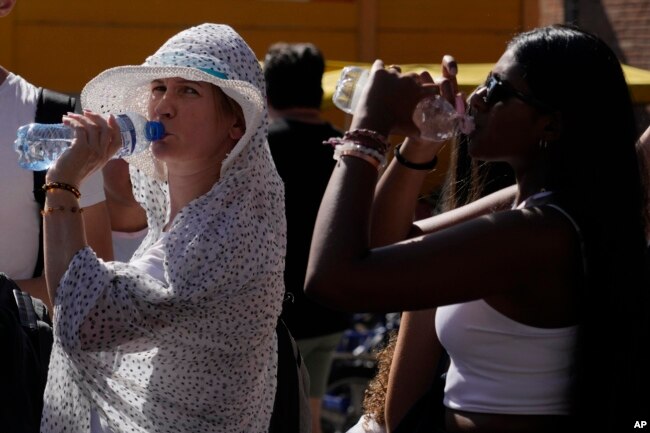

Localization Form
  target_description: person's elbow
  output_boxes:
[304,266,355,312]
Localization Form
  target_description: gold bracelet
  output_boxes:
[42,182,81,199]
[41,205,84,216]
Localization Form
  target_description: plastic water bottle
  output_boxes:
[14,112,165,171]
[332,66,474,142]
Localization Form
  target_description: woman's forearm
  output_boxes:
[371,138,444,247]
[305,156,378,308]
[43,188,88,304]
[413,184,517,235]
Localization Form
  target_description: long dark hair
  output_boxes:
[509,24,649,426]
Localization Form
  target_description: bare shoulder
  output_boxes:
[486,203,582,263]
[433,203,582,287]
[394,205,582,307]
[478,204,583,326]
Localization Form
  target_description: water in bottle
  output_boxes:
[332,66,474,142]
[332,66,370,115]
[411,96,458,142]
[14,112,165,171]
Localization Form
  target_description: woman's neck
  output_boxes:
[514,165,552,206]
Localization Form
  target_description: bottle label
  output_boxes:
[116,114,137,155]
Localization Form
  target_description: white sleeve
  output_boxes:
[345,415,386,433]
[79,169,106,208]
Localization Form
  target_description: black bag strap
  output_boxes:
[269,318,302,433]
[14,288,53,386]
[32,88,76,278]
[13,289,39,331]
[35,88,76,124]
[1,272,53,429]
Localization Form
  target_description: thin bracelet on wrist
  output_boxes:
[41,205,84,216]
[393,144,438,171]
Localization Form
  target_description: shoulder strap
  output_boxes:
[13,288,39,331]
[14,287,53,385]
[32,88,77,278]
[269,318,311,433]
[544,203,589,278]
[35,88,76,124]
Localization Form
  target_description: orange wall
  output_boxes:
[0,0,538,96]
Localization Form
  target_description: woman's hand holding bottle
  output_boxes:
[349,60,438,138]
[346,56,472,141]
[46,111,123,187]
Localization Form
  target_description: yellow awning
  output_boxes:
[322,61,650,108]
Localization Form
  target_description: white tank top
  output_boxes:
[436,300,577,414]
[436,195,581,415]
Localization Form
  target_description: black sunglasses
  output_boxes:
[483,75,552,111]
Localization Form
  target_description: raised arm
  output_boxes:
[17,162,114,314]
[44,112,121,303]
[305,59,564,313]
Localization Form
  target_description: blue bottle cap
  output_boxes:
[145,121,165,141]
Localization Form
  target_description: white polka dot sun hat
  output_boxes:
[80,23,267,181]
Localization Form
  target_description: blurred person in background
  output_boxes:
[264,41,352,433]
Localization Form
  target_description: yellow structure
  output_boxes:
[1,0,539,95]
[3,0,650,196]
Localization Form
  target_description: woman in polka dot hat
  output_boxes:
[40,23,286,433]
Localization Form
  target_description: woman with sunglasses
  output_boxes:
[305,24,649,432]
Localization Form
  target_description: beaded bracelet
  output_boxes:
[343,129,389,154]
[393,144,438,171]
[337,149,382,170]
[41,205,84,216]
[324,128,390,155]
[334,142,387,168]
[42,182,81,199]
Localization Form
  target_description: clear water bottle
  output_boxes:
[332,66,474,142]
[14,112,165,171]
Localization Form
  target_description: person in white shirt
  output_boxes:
[0,0,112,312]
